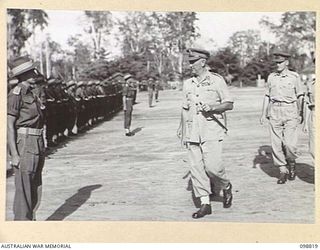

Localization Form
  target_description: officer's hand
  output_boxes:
[201,103,212,112]
[10,155,20,169]
[123,106,127,111]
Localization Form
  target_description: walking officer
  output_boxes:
[303,55,315,160]
[260,50,304,184]
[177,48,234,219]
[7,56,46,220]
[123,74,135,136]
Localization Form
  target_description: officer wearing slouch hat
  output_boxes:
[260,49,303,184]
[7,56,45,220]
[177,48,234,219]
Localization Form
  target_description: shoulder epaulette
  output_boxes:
[211,72,224,80]
[12,86,21,95]
[288,71,299,78]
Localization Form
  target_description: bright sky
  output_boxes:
[43,10,283,54]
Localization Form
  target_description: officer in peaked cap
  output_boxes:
[177,48,234,219]
[7,56,45,220]
[260,49,304,184]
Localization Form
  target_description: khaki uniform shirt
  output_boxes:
[182,70,233,143]
[122,84,135,98]
[266,69,303,103]
[7,82,44,129]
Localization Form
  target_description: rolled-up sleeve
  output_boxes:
[265,75,271,97]
[7,92,21,117]
[294,76,304,98]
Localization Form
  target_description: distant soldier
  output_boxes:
[302,57,315,160]
[65,80,77,136]
[7,56,46,220]
[96,80,106,119]
[75,81,86,132]
[147,76,155,107]
[260,50,304,184]
[132,78,138,104]
[54,78,69,141]
[45,78,59,147]
[123,74,136,136]
[177,48,234,219]
[155,79,160,102]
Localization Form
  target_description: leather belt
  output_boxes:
[271,101,295,106]
[17,127,43,136]
[126,97,133,100]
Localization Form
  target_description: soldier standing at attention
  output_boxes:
[260,50,304,184]
[177,48,234,219]
[7,56,46,220]
[147,76,155,107]
[123,74,135,136]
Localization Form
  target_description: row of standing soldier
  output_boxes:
[8,71,140,148]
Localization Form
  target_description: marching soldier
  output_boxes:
[123,74,136,136]
[177,48,234,219]
[7,56,46,220]
[260,50,304,184]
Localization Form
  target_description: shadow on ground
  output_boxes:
[254,145,314,184]
[46,184,102,221]
[131,127,143,135]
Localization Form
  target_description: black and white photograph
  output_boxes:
[5,9,315,225]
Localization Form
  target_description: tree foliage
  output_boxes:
[7,9,48,58]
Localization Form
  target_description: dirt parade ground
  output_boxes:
[6,87,314,223]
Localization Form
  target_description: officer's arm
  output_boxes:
[7,115,19,159]
[210,102,233,113]
[261,95,270,118]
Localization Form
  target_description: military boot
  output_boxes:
[288,161,296,181]
[223,183,233,208]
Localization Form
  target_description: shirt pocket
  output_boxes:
[201,86,219,105]
[280,82,295,99]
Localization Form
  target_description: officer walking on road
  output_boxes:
[302,56,315,160]
[123,74,135,136]
[7,56,46,220]
[260,50,304,184]
[177,48,234,219]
